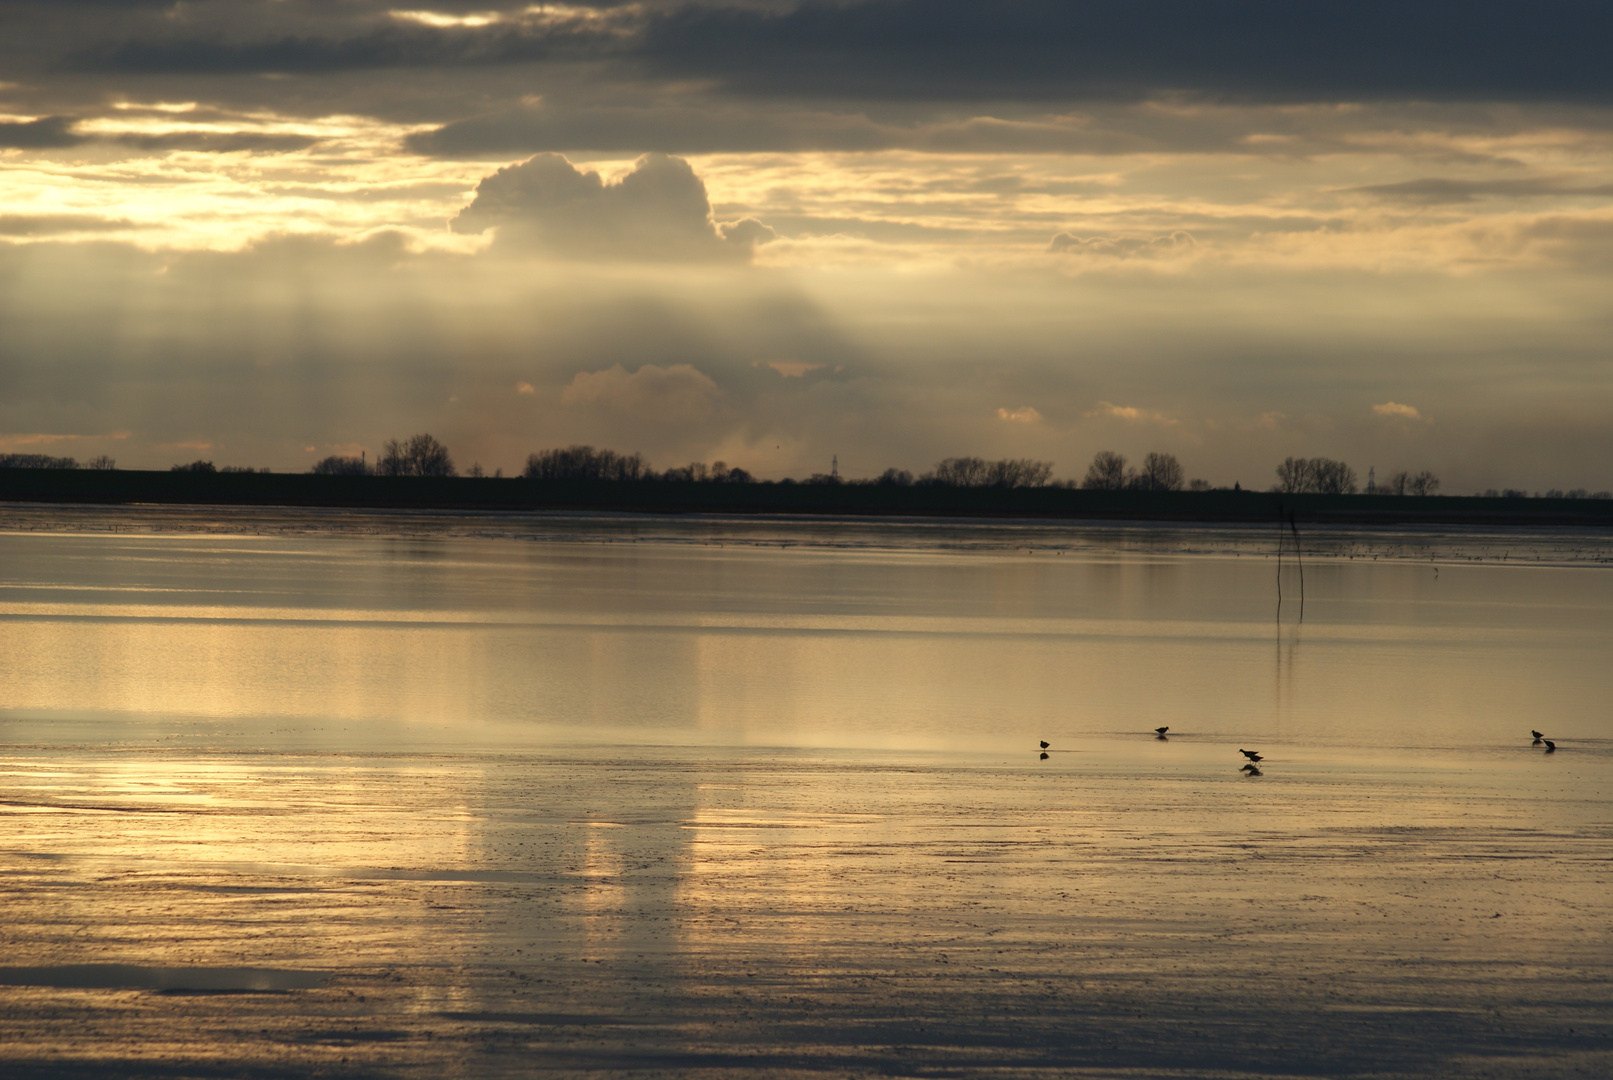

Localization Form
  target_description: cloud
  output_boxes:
[1087,401,1179,425]
[8,5,1613,173]
[1487,213,1613,270]
[1373,401,1425,421]
[404,102,1178,157]
[719,217,777,250]
[450,152,772,261]
[1049,231,1196,257]
[0,116,79,148]
[766,361,824,379]
[996,406,1042,423]
[103,131,320,154]
[0,214,144,237]
[633,1,1613,105]
[70,17,607,77]
[0,116,314,155]
[1348,177,1613,204]
[0,429,127,451]
[561,363,721,424]
[51,2,1613,103]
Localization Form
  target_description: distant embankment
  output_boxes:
[3,468,1613,527]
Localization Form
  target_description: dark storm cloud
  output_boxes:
[29,1,1613,103]
[73,21,600,77]
[3,2,1609,162]
[633,1,1613,104]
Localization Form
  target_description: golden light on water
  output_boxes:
[1,518,1610,1074]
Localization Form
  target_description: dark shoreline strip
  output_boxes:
[5,470,1613,528]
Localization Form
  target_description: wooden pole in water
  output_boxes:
[1276,499,1284,623]
[1290,512,1304,623]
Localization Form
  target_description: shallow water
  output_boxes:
[1,508,1610,1077]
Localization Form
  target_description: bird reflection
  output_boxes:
[1240,763,1262,777]
[1039,752,1049,760]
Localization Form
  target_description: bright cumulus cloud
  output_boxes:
[1373,402,1425,421]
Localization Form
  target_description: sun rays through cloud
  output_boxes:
[0,2,1610,489]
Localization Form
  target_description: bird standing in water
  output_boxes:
[1532,730,1544,743]
[1239,749,1262,762]
[1544,740,1556,753]
[1155,726,1169,737]
[1040,740,1050,749]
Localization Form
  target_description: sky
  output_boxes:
[2,1,1612,490]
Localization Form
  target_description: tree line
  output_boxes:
[0,453,116,470]
[311,438,757,483]
[1079,451,1190,491]
[5,438,1609,498]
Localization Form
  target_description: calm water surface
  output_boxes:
[1,508,1610,1078]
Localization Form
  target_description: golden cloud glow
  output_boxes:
[0,430,127,449]
[1086,402,1178,426]
[996,406,1043,423]
[0,105,467,252]
[5,111,1612,275]
[766,361,823,378]
[389,5,621,30]
[389,10,505,28]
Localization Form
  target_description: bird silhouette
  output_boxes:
[1155,726,1169,736]
[1241,764,1262,776]
[1532,730,1544,743]
[1040,740,1050,749]
[1544,740,1556,753]
[1239,749,1262,762]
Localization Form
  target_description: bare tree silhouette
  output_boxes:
[1276,456,1357,494]
[523,445,647,481]
[377,434,455,477]
[1407,470,1440,496]
[1132,452,1185,491]
[311,455,368,475]
[1081,451,1129,490]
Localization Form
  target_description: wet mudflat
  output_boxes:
[1,509,1610,1078]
